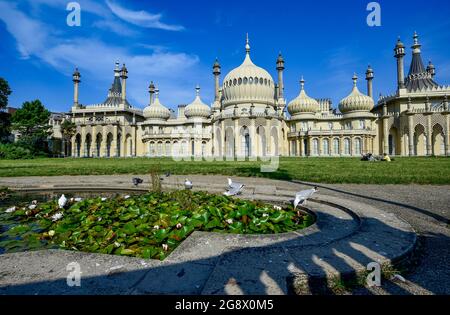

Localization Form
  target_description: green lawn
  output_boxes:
[0,157,449,185]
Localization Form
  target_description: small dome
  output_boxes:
[222,35,276,108]
[339,74,374,113]
[143,90,171,120]
[395,37,405,49]
[185,86,211,118]
[287,78,320,115]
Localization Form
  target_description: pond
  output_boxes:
[0,189,315,260]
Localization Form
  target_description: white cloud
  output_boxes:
[106,0,184,31]
[0,0,208,109]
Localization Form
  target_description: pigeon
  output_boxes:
[184,179,193,190]
[224,178,245,196]
[132,177,144,186]
[58,194,67,209]
[294,187,318,209]
[160,171,171,181]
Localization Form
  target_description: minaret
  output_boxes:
[213,59,221,102]
[72,67,81,107]
[148,81,155,105]
[120,63,128,106]
[365,64,374,99]
[426,60,436,78]
[394,37,406,90]
[276,52,285,100]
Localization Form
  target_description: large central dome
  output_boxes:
[222,36,276,108]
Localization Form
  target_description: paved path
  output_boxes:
[0,175,448,295]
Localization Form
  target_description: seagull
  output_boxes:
[184,179,193,190]
[294,187,318,209]
[58,194,67,209]
[132,177,144,186]
[224,178,245,196]
[51,212,64,222]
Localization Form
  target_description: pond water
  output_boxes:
[0,189,315,259]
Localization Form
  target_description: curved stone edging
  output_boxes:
[0,175,418,295]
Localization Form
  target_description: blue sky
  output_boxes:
[0,0,449,113]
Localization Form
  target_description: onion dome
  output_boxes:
[287,77,320,115]
[143,88,171,120]
[222,34,276,107]
[184,85,211,118]
[339,74,374,113]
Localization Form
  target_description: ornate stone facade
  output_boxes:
[63,33,449,158]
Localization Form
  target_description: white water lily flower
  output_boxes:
[262,213,269,217]
[48,230,55,237]
[273,205,282,210]
[226,219,233,224]
[101,197,107,201]
[74,197,83,202]
[162,244,169,251]
[98,217,102,222]
[51,212,63,222]
[5,206,16,213]
[124,195,131,200]
[28,204,37,210]
[176,223,182,229]
[114,241,121,248]
[153,225,160,230]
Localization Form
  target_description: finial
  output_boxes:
[195,85,200,96]
[352,73,358,86]
[245,33,250,54]
[155,88,160,98]
[300,76,305,90]
[115,61,120,70]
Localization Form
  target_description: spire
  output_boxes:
[300,76,305,90]
[412,31,421,54]
[245,33,250,54]
[195,84,200,97]
[114,61,120,76]
[352,73,358,87]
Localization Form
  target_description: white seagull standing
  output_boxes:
[294,187,318,209]
[184,179,193,190]
[224,178,245,196]
[58,194,67,209]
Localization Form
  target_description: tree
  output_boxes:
[60,119,76,156]
[0,77,12,142]
[12,100,51,154]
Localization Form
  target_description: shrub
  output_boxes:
[0,143,34,160]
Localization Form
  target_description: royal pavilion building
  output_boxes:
[61,33,449,159]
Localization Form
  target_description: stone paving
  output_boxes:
[0,175,445,295]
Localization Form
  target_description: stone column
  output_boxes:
[234,119,239,158]
[299,137,304,156]
[221,120,226,158]
[265,119,271,156]
[426,114,432,156]
[445,113,450,156]
[112,125,118,157]
[71,136,76,157]
[81,126,86,158]
[250,119,256,159]
[101,126,107,157]
[133,126,137,157]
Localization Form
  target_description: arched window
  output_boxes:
[323,139,330,155]
[333,138,340,155]
[165,142,171,157]
[344,138,351,155]
[202,141,207,157]
[354,138,362,155]
[312,139,319,156]
[149,142,155,157]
